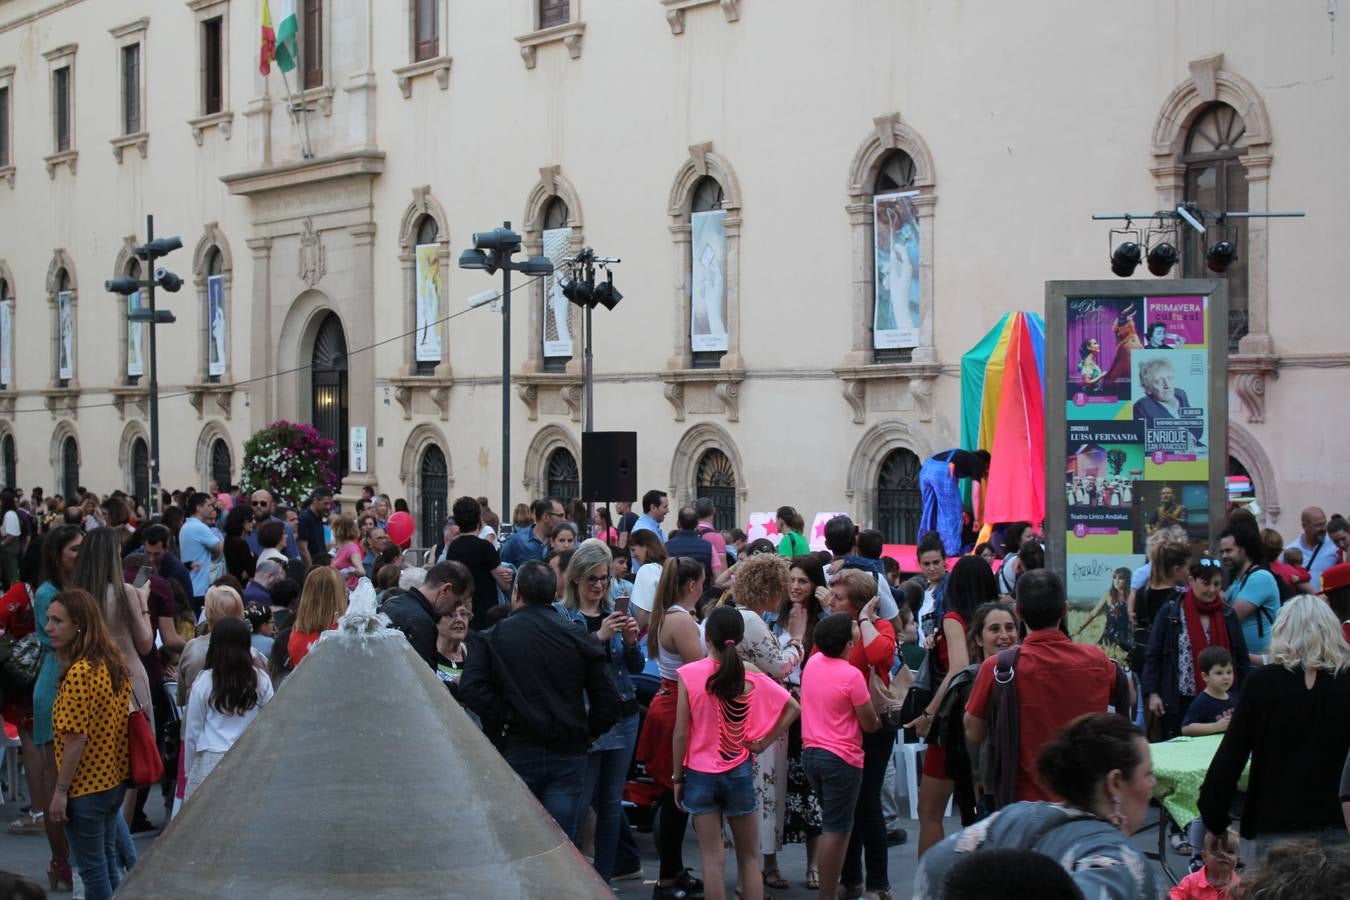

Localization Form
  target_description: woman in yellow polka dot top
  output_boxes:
[45,588,134,900]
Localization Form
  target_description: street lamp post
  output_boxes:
[458,223,553,526]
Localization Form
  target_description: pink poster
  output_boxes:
[1143,296,1207,349]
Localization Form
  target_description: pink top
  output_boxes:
[678,656,791,775]
[800,652,871,768]
[331,542,365,590]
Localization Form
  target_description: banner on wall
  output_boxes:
[691,210,728,352]
[208,275,226,377]
[127,290,145,378]
[57,290,74,380]
[0,299,11,386]
[542,226,573,358]
[1050,283,1225,608]
[873,190,921,349]
[414,243,441,364]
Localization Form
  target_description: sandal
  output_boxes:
[805,866,820,890]
[8,810,44,835]
[763,869,790,890]
[1169,831,1194,856]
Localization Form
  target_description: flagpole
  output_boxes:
[277,65,314,160]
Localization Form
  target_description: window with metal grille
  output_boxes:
[1181,103,1248,351]
[210,439,232,491]
[876,448,921,545]
[690,177,726,370]
[53,66,71,152]
[539,0,569,28]
[418,445,448,548]
[132,437,149,512]
[203,17,223,115]
[311,313,348,476]
[415,216,439,375]
[542,197,571,373]
[415,0,438,61]
[547,448,579,506]
[0,86,10,167]
[121,44,140,135]
[303,0,324,89]
[2,434,15,491]
[873,150,916,364]
[61,436,78,500]
[696,449,736,531]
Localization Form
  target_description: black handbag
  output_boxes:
[0,631,43,691]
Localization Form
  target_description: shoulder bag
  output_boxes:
[128,696,164,789]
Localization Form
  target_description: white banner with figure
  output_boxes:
[0,300,11,386]
[415,243,441,363]
[208,275,226,376]
[543,226,573,358]
[58,290,74,380]
[691,210,728,352]
[873,191,921,349]
[127,290,145,377]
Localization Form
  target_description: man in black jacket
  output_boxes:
[664,505,715,586]
[459,559,621,840]
[443,496,503,630]
[380,561,469,668]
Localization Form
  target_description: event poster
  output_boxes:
[127,290,144,378]
[691,210,728,352]
[542,226,573,358]
[1063,293,1211,606]
[872,191,921,349]
[208,275,226,377]
[415,243,441,363]
[57,290,73,380]
[0,299,11,386]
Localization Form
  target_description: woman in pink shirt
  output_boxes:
[801,612,880,900]
[672,605,799,900]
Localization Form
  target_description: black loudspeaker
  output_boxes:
[582,431,637,502]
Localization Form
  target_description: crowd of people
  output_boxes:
[1,480,1349,900]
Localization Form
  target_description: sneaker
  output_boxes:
[130,816,157,834]
[613,867,643,882]
[675,869,704,897]
[8,810,44,835]
[885,827,908,846]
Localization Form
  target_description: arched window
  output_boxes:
[872,149,919,364]
[418,444,448,548]
[546,446,579,505]
[311,313,349,476]
[61,435,78,499]
[690,176,726,370]
[2,433,15,491]
[541,197,572,373]
[210,438,232,491]
[695,448,736,530]
[124,258,144,385]
[1181,103,1248,351]
[0,274,12,390]
[132,437,149,512]
[414,214,439,375]
[876,448,922,544]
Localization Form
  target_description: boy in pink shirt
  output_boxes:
[672,606,798,900]
[801,612,880,900]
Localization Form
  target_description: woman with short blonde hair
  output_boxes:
[288,567,348,667]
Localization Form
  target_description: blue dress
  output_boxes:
[31,581,60,745]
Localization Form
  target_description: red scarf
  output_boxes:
[1183,587,1230,690]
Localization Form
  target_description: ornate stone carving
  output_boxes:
[560,385,583,423]
[110,387,149,420]
[515,373,584,422]
[389,376,452,422]
[909,377,935,422]
[298,217,326,288]
[110,133,149,163]
[842,380,866,424]
[713,381,740,422]
[393,56,452,98]
[834,363,941,426]
[516,22,586,69]
[1230,355,1279,425]
[41,388,80,418]
[518,383,540,421]
[659,369,744,423]
[663,381,687,422]
[393,385,413,420]
[189,111,234,146]
[662,0,740,34]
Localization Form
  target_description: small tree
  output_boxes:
[240,420,338,507]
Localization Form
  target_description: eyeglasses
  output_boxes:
[585,574,612,585]
[251,501,269,507]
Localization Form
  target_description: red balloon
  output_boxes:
[386,511,415,548]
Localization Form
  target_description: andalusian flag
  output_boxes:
[260,0,298,75]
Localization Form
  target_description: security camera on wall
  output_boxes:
[467,288,501,309]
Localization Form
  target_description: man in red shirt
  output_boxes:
[965,569,1129,803]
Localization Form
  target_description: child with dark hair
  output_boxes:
[672,605,798,900]
[182,618,273,800]
[1181,646,1236,737]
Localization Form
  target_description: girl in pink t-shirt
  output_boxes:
[800,612,880,900]
[329,515,365,590]
[673,605,798,900]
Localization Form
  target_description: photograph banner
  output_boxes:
[1066,297,1142,419]
[1133,347,1209,478]
[0,300,11,386]
[872,191,921,349]
[542,226,573,358]
[415,243,441,363]
[58,290,73,380]
[127,290,145,378]
[1142,295,1207,349]
[691,210,728,352]
[208,275,226,377]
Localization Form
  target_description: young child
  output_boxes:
[329,514,365,590]
[1170,828,1240,899]
[1280,546,1312,589]
[672,605,799,900]
[1181,646,1235,737]
[800,612,880,900]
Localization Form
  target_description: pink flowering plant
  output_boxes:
[240,420,339,506]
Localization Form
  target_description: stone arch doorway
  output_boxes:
[310,312,349,477]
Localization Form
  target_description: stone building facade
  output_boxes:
[0,0,1344,546]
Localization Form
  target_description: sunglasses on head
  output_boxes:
[1197,558,1221,568]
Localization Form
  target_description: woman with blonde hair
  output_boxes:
[1199,595,1350,857]
[177,585,265,706]
[45,589,135,899]
[287,567,348,667]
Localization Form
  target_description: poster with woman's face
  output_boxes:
[58,290,73,380]
[872,191,920,349]
[414,244,441,363]
[1066,298,1142,417]
[127,290,144,377]
[208,275,226,376]
[0,300,11,386]
[542,226,573,359]
[691,210,728,352]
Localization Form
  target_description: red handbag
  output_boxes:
[128,705,163,788]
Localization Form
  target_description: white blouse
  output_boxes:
[183,668,274,766]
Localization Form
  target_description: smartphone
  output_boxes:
[133,565,153,588]
[613,593,630,616]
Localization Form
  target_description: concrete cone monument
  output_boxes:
[118,580,613,898]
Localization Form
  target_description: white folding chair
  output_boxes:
[1,727,21,805]
[890,733,954,821]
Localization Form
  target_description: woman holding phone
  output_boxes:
[560,539,643,884]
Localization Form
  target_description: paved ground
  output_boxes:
[1,787,1182,898]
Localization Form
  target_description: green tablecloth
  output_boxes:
[1150,733,1249,826]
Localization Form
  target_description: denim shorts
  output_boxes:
[682,758,756,817]
[802,747,864,832]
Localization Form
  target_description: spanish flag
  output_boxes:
[259,0,298,75]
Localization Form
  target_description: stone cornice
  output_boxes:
[221,150,385,196]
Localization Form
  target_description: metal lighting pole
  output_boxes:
[145,214,162,517]
[501,247,511,534]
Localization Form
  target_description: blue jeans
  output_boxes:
[506,747,588,842]
[919,456,963,556]
[575,712,640,882]
[64,785,131,900]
